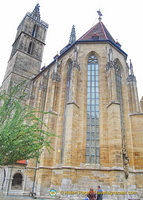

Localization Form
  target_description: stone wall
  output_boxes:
[21,42,143,199]
[1,36,143,200]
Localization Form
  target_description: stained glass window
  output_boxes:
[115,67,125,137]
[66,61,72,102]
[86,55,100,164]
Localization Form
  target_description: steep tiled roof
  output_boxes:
[35,20,127,79]
[78,21,116,43]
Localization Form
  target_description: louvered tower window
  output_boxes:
[86,55,100,164]
[27,42,34,55]
[32,24,38,37]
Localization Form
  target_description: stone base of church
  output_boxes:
[36,167,143,200]
[1,166,143,200]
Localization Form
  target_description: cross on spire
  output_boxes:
[30,3,41,21]
[97,10,103,21]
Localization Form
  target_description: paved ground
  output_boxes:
[0,193,62,200]
[0,193,32,200]
[0,193,51,200]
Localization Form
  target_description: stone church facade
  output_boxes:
[0,4,143,200]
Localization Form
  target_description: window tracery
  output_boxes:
[86,55,100,164]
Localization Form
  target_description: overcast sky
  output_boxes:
[0,0,143,99]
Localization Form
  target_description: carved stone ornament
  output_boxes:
[73,45,80,70]
[122,146,129,179]
[73,61,80,70]
[52,71,61,82]
[30,4,41,21]
[126,74,136,82]
[108,48,113,62]
[127,59,136,82]
[52,54,61,82]
[106,60,120,72]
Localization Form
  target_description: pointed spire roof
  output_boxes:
[30,3,41,21]
[78,20,116,44]
[127,59,136,82]
[69,25,76,44]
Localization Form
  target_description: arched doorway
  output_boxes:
[11,173,23,190]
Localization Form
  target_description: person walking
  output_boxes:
[96,186,103,200]
[87,188,96,200]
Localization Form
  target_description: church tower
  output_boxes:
[2,4,48,90]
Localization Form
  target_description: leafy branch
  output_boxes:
[0,81,55,165]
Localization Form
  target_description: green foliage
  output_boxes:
[0,81,55,165]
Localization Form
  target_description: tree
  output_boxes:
[0,81,55,165]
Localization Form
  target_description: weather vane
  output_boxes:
[97,10,103,21]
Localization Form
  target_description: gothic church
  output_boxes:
[0,4,143,200]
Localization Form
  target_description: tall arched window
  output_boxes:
[66,61,72,102]
[86,54,100,164]
[115,67,125,136]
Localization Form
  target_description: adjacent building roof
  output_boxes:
[16,160,27,165]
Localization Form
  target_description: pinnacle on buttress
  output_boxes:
[127,59,136,82]
[69,25,76,44]
[30,3,41,21]
[129,59,134,76]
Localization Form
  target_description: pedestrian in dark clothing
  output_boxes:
[87,188,96,200]
[97,186,103,200]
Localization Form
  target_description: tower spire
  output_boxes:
[69,25,76,44]
[30,3,41,21]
